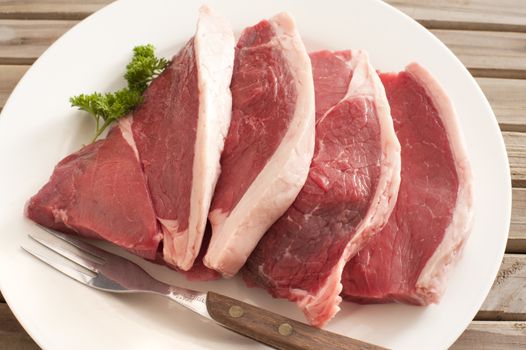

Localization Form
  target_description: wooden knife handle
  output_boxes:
[206,291,387,350]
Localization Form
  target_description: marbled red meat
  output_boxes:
[243,50,401,327]
[27,118,162,259]
[131,6,235,271]
[342,64,474,305]
[205,13,315,277]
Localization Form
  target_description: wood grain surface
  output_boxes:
[478,255,526,321]
[0,20,525,77]
[0,0,107,20]
[451,321,526,349]
[478,78,526,132]
[0,19,78,64]
[431,30,526,79]
[0,65,27,109]
[505,132,526,187]
[0,66,524,131]
[509,189,526,253]
[388,0,526,32]
[0,304,38,349]
[0,0,525,349]
[206,292,386,350]
[3,0,526,31]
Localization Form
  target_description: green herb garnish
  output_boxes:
[69,89,143,141]
[70,44,170,142]
[125,45,170,92]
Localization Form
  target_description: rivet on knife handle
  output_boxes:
[229,305,244,318]
[205,291,387,350]
[278,323,293,336]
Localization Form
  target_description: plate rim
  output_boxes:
[0,0,512,349]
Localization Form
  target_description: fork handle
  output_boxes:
[205,292,385,350]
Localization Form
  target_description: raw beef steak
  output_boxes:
[342,64,474,305]
[131,6,235,270]
[153,223,221,281]
[205,13,315,277]
[177,223,221,281]
[243,50,401,327]
[27,118,162,259]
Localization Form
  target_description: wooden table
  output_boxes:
[0,1,525,348]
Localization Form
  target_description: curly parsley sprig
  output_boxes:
[125,45,170,92]
[70,44,170,142]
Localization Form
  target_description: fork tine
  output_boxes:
[22,245,95,285]
[37,225,109,263]
[29,231,100,273]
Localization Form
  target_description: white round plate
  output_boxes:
[0,0,511,349]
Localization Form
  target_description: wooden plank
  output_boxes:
[0,0,109,20]
[431,30,526,79]
[505,132,526,188]
[0,72,522,133]
[477,255,526,321]
[509,188,526,253]
[0,65,27,108]
[0,20,524,79]
[477,78,526,132]
[0,304,524,350]
[0,0,524,32]
[451,321,526,349]
[0,304,39,349]
[388,0,526,32]
[0,19,77,64]
[0,75,523,132]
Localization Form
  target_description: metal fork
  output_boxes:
[23,227,384,350]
